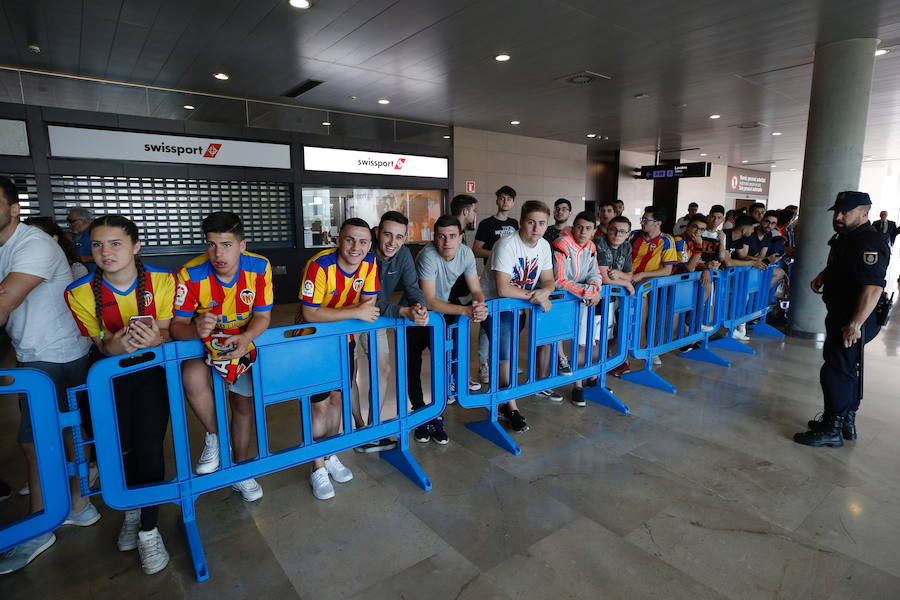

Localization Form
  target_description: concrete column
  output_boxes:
[788,38,879,337]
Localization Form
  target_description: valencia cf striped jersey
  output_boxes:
[65,266,176,338]
[628,232,680,274]
[299,248,379,309]
[173,252,274,330]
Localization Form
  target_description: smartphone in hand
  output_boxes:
[127,315,154,333]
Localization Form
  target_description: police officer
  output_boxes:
[794,191,889,447]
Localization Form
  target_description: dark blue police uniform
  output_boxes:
[795,191,889,447]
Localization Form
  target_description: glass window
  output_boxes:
[302,187,443,248]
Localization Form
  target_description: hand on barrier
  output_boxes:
[355,298,381,323]
[127,318,163,349]
[583,294,601,307]
[195,312,218,338]
[216,331,252,360]
[400,303,429,326]
[810,272,824,294]
[470,300,488,322]
[707,260,721,270]
[751,259,768,270]
[529,288,552,312]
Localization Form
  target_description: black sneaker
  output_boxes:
[430,417,449,444]
[508,409,529,433]
[414,424,431,443]
[0,479,10,502]
[355,438,397,454]
[571,388,586,407]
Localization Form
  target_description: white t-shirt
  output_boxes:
[480,233,553,300]
[0,223,91,363]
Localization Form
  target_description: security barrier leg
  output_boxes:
[466,404,521,455]
[180,496,209,582]
[582,384,630,414]
[709,334,756,354]
[749,321,785,338]
[380,434,432,491]
[620,362,678,394]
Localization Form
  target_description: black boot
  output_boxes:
[842,410,857,440]
[807,410,857,440]
[794,412,845,447]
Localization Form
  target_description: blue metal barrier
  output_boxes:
[709,265,784,355]
[620,270,729,393]
[80,314,445,582]
[0,369,74,553]
[451,286,632,454]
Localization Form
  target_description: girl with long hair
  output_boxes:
[64,215,175,576]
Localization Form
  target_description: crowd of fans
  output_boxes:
[0,174,805,577]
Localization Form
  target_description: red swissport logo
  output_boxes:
[204,143,222,158]
[394,158,406,170]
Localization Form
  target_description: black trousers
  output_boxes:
[113,366,170,531]
[406,326,431,411]
[820,314,879,415]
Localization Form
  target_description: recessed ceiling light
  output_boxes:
[741,160,748,163]
[603,136,609,140]
[699,152,707,156]
[586,133,597,138]
[213,72,229,80]
[321,121,331,126]
[289,0,311,8]
[443,135,451,139]
[495,53,511,62]
[377,98,390,105]
[183,104,195,110]
[789,168,797,171]
[770,164,777,168]
[709,114,721,119]
[510,120,520,125]
[875,48,889,56]
[772,131,782,136]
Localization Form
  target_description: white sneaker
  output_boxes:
[324,455,353,483]
[652,355,662,366]
[232,478,263,502]
[311,467,335,500]
[0,532,55,574]
[733,323,750,341]
[117,509,141,551]
[63,501,101,527]
[195,432,220,475]
[468,379,481,391]
[137,528,169,575]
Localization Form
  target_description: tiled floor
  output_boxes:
[2,303,900,599]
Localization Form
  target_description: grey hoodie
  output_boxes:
[376,245,426,318]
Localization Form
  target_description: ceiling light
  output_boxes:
[709,114,721,119]
[875,48,889,56]
[700,153,707,156]
[603,136,609,140]
[510,120,520,125]
[772,131,782,136]
[741,160,748,163]
[495,53,511,62]
[289,0,311,8]
[770,164,777,168]
[586,133,597,138]
[443,135,451,139]
[321,121,331,126]
[790,168,797,171]
[183,104,195,110]
[377,98,390,105]
[213,72,229,80]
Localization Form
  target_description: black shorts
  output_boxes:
[311,339,356,403]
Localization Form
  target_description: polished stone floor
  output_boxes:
[2,303,900,599]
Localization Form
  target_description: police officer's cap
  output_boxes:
[828,190,871,212]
